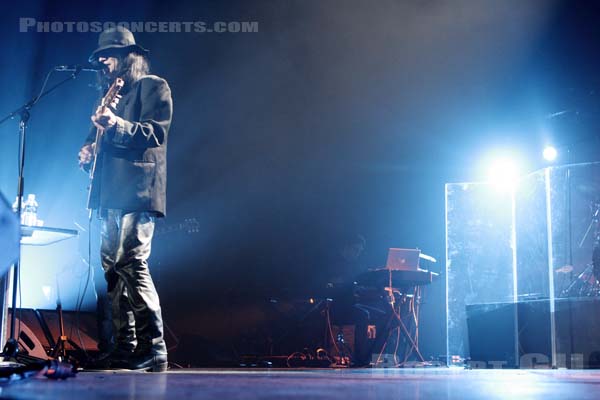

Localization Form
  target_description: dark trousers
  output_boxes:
[100,210,166,355]
[330,297,373,366]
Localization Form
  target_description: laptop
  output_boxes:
[385,248,421,271]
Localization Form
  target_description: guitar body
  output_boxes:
[86,77,124,217]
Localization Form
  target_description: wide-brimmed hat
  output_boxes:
[88,26,149,63]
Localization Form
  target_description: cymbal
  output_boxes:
[555,265,574,274]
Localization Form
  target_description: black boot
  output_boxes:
[128,340,168,372]
[128,352,168,372]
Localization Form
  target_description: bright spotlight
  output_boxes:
[543,146,557,162]
[487,157,520,189]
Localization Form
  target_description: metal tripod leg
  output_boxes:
[50,303,83,362]
[373,286,424,366]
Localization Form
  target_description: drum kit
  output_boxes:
[561,200,600,297]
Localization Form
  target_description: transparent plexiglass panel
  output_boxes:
[514,169,550,299]
[447,162,600,368]
[546,163,600,368]
[549,163,600,298]
[445,182,515,364]
[516,162,600,300]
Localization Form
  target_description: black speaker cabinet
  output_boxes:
[467,298,600,368]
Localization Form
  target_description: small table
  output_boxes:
[20,225,78,246]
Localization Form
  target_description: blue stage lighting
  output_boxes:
[543,146,557,162]
[487,157,520,190]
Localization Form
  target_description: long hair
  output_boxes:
[119,52,150,84]
[97,52,150,93]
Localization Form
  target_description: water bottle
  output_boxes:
[22,194,38,226]
[11,196,21,213]
[12,196,24,224]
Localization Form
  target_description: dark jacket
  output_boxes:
[85,74,173,217]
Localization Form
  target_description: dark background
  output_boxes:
[1,0,600,365]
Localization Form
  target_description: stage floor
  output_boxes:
[2,368,599,399]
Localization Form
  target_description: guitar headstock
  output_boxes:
[101,77,125,110]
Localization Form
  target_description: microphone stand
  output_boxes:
[0,66,85,360]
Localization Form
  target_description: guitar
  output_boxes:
[86,77,125,218]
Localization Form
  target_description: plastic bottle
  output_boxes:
[12,196,24,224]
[11,196,21,213]
[22,194,38,226]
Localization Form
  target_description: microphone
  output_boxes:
[54,64,104,73]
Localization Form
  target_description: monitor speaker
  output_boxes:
[37,309,99,353]
[7,309,50,359]
[8,308,100,356]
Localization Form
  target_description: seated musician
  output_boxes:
[322,233,389,367]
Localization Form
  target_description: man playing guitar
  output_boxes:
[78,26,173,372]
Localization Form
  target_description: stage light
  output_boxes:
[543,146,557,162]
[487,157,520,190]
